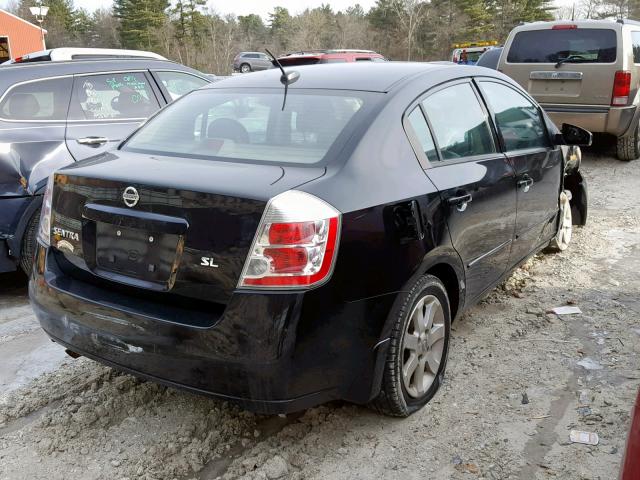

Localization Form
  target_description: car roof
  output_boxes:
[0,58,207,90]
[511,19,627,32]
[207,62,458,93]
[7,48,166,63]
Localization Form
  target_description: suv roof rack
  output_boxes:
[617,18,640,26]
[6,48,166,65]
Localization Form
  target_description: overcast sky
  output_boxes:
[1,0,574,19]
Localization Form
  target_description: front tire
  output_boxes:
[20,208,40,275]
[616,121,640,161]
[370,275,451,417]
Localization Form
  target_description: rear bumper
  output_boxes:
[542,104,636,137]
[30,244,395,414]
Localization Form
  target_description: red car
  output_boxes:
[621,389,640,479]
[277,49,386,66]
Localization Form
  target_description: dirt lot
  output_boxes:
[0,153,638,480]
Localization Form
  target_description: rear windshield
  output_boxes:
[123,89,371,165]
[507,28,617,63]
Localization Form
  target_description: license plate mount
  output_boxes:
[95,223,180,287]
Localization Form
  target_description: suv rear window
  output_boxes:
[123,89,371,165]
[507,28,617,63]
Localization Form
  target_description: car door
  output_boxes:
[477,80,562,266]
[256,53,272,70]
[65,71,162,161]
[408,80,517,301]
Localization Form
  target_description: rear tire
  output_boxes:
[240,63,251,73]
[370,275,451,417]
[19,208,40,275]
[616,122,640,161]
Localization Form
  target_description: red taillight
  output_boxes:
[552,24,577,30]
[14,56,23,63]
[268,221,316,245]
[263,247,308,273]
[612,70,631,106]
[239,191,341,289]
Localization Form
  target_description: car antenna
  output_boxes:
[265,48,300,111]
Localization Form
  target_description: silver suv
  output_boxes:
[232,52,272,73]
[0,58,209,275]
[499,19,640,160]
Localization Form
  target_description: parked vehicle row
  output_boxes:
[232,49,386,72]
[30,61,590,416]
[0,49,210,275]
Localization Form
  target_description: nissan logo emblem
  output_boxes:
[122,186,139,208]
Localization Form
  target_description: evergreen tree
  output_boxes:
[113,0,170,50]
[268,6,293,51]
[238,14,266,50]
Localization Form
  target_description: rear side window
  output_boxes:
[156,71,208,101]
[422,83,496,160]
[0,77,71,121]
[632,32,640,63]
[507,28,617,63]
[406,108,437,162]
[123,89,370,165]
[479,82,549,151]
[69,72,160,121]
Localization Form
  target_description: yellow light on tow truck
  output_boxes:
[452,40,498,49]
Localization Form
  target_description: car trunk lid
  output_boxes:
[50,151,324,304]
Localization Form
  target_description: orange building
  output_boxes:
[0,9,47,62]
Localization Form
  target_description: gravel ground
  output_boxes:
[0,153,638,480]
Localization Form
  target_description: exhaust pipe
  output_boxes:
[65,349,81,359]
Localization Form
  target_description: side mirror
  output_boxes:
[556,123,593,147]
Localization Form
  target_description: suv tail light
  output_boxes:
[238,190,341,289]
[38,174,55,247]
[612,70,631,106]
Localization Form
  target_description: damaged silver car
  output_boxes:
[0,55,209,274]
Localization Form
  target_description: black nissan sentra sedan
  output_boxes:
[30,62,590,417]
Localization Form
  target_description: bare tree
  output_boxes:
[393,0,428,61]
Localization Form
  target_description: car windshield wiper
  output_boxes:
[555,55,585,68]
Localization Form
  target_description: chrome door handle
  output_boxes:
[447,193,473,212]
[517,176,534,193]
[77,136,109,146]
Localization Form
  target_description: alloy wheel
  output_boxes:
[402,294,446,398]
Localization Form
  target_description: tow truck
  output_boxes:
[450,41,498,65]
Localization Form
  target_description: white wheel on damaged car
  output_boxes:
[548,191,572,252]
